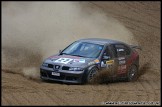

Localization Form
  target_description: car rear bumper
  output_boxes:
[40,68,85,84]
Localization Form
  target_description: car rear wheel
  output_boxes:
[127,65,138,82]
[87,67,98,83]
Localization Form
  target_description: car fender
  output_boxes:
[82,64,99,83]
[127,50,139,74]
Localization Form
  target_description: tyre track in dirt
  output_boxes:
[2,71,61,105]
[23,81,58,105]
[2,69,160,105]
[139,80,154,101]
[134,80,148,101]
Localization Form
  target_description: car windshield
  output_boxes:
[61,41,104,58]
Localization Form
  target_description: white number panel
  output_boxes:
[54,58,73,64]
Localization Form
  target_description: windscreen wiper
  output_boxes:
[71,54,85,57]
[60,53,70,55]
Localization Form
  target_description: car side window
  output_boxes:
[124,45,131,55]
[103,46,112,59]
[110,45,117,58]
[115,44,126,57]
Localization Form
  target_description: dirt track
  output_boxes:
[2,2,161,106]
[2,69,160,105]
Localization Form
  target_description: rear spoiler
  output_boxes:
[129,45,142,50]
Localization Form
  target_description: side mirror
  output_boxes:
[103,55,110,60]
[59,50,62,54]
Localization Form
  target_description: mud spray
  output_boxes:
[90,63,152,84]
[2,2,138,81]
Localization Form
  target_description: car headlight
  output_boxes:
[69,67,83,71]
[42,63,48,67]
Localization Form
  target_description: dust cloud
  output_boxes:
[2,2,137,79]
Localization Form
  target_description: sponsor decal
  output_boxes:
[106,60,114,65]
[118,57,126,65]
[118,65,127,74]
[73,59,85,63]
[118,57,125,60]
[88,59,100,66]
[119,60,126,65]
[121,65,126,69]
[54,58,73,64]
[88,61,95,65]
[79,59,86,63]
[73,59,80,62]
[94,59,100,63]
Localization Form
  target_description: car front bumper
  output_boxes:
[40,67,85,84]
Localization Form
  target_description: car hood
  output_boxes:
[43,55,98,68]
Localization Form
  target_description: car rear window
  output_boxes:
[112,44,131,57]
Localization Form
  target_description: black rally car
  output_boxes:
[40,38,141,84]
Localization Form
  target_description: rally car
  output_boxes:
[40,38,141,84]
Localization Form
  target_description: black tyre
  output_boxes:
[87,67,98,83]
[127,65,138,82]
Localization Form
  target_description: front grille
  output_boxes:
[62,66,70,70]
[48,64,53,68]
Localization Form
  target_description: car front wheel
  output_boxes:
[86,67,98,83]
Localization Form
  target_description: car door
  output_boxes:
[100,45,118,77]
[113,44,131,76]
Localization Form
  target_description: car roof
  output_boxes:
[78,38,125,45]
